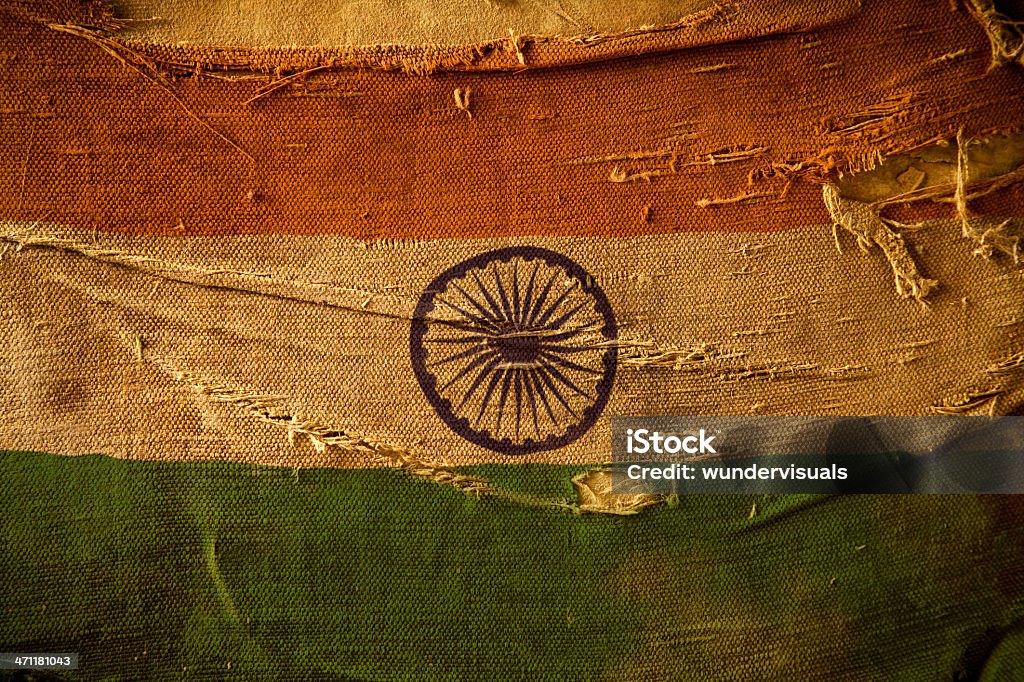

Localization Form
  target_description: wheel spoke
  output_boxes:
[526,369,559,428]
[427,343,492,369]
[454,356,503,413]
[537,357,593,400]
[475,367,506,426]
[538,350,603,376]
[522,369,541,437]
[532,281,579,328]
[471,270,507,323]
[519,261,540,327]
[526,270,560,326]
[493,265,515,324]
[513,369,523,441]
[449,281,501,325]
[539,298,591,332]
[511,261,522,329]
[434,296,500,332]
[437,350,500,394]
[534,365,580,420]
[494,368,514,437]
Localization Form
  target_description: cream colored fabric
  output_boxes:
[2,215,1022,467]
[114,0,716,47]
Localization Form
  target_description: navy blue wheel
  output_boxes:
[410,247,617,454]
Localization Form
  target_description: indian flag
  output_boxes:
[2,0,1024,678]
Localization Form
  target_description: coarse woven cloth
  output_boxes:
[1,0,1024,679]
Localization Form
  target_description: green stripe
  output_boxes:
[2,451,1024,680]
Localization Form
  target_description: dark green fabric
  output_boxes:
[2,451,1024,680]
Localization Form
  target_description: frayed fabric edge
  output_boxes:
[10,0,867,75]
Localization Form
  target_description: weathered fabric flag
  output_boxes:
[2,0,1024,678]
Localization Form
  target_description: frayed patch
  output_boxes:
[966,0,1024,68]
[824,185,938,301]
[955,130,1021,263]
[572,469,666,515]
